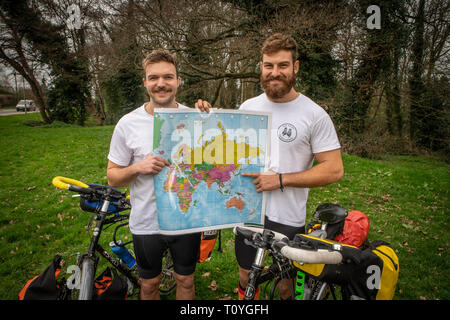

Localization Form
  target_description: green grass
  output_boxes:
[0,113,448,300]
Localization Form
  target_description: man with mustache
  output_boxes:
[107,50,201,300]
[196,33,343,299]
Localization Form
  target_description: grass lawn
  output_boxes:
[0,113,448,300]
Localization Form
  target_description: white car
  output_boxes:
[16,100,36,112]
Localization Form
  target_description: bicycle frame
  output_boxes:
[243,229,296,300]
[77,190,140,299]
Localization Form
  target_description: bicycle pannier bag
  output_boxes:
[342,240,399,300]
[291,234,362,279]
[334,210,370,247]
[18,255,70,300]
[93,267,128,300]
[292,235,399,300]
[198,230,219,263]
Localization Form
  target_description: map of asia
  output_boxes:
[153,109,271,234]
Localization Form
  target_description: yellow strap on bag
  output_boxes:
[293,262,326,277]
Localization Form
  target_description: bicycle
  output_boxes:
[234,203,349,300]
[52,176,176,300]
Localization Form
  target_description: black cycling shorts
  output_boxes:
[235,217,305,270]
[132,232,201,279]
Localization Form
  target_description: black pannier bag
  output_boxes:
[291,234,399,300]
[18,255,70,300]
[93,267,129,300]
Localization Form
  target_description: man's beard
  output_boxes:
[261,71,296,100]
[149,86,176,106]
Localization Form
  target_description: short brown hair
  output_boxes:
[261,33,298,62]
[142,49,178,76]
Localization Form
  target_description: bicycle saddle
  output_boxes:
[312,203,348,224]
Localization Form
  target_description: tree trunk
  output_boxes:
[409,0,426,143]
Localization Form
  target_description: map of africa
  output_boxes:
[153,109,271,234]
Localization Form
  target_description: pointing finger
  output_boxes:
[241,172,260,178]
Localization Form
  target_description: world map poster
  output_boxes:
[153,109,271,235]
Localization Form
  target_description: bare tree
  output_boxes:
[0,2,50,122]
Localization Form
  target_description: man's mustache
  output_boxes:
[152,86,172,93]
[266,75,286,81]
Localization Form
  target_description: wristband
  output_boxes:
[279,173,284,192]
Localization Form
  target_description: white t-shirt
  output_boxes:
[107,103,189,235]
[239,93,341,227]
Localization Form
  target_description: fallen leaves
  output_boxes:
[208,280,218,291]
[202,272,219,291]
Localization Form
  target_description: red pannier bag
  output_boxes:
[334,210,370,247]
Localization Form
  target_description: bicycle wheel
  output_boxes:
[261,278,273,299]
[270,277,300,300]
[78,257,96,300]
[269,277,282,300]
[159,250,176,295]
[310,281,334,300]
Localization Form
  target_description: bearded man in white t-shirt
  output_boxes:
[196,33,344,300]
[107,50,201,300]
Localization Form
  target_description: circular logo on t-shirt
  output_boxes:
[278,123,297,142]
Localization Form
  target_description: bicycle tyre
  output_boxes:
[78,257,95,300]
[269,277,282,300]
[261,279,272,299]
[311,281,331,300]
[159,251,176,295]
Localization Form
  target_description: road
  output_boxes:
[0,109,39,116]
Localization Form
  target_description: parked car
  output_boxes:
[16,100,36,112]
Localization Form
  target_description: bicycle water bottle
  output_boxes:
[110,241,136,268]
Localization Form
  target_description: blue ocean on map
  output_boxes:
[153,109,270,234]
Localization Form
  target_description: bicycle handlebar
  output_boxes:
[52,176,88,189]
[52,176,93,194]
[234,225,343,265]
[233,225,288,241]
[279,245,342,264]
[52,176,131,212]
